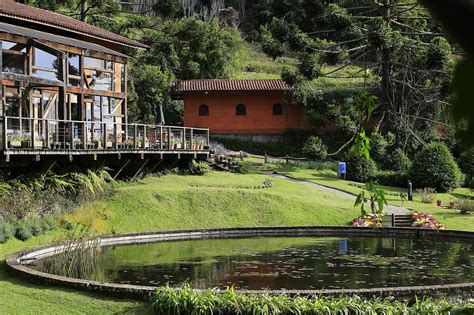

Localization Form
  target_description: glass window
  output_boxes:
[273,104,283,115]
[34,48,57,70]
[68,53,81,87]
[236,104,246,116]
[2,53,25,74]
[4,88,20,117]
[198,104,209,116]
[33,48,59,80]
[84,56,105,69]
[2,41,26,74]
[2,41,26,52]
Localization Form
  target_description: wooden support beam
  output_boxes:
[149,159,163,173]
[33,154,40,162]
[169,157,179,168]
[131,159,149,180]
[69,154,73,162]
[113,158,131,180]
[40,160,57,179]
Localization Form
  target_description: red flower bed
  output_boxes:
[350,214,383,228]
[411,212,446,230]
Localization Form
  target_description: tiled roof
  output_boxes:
[171,80,289,93]
[0,0,147,49]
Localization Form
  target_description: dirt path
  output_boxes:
[271,173,410,215]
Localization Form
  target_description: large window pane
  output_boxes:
[2,41,26,52]
[68,53,81,86]
[84,56,105,69]
[33,48,59,80]
[2,52,25,74]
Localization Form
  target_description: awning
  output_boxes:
[0,22,129,58]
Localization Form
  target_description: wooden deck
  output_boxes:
[0,116,210,171]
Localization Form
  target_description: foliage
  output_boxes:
[412,212,446,230]
[212,137,303,157]
[301,136,327,160]
[0,221,14,243]
[410,143,463,192]
[280,65,300,86]
[188,160,210,175]
[345,150,377,182]
[375,170,408,188]
[458,199,474,214]
[354,181,387,216]
[385,148,411,173]
[297,53,321,80]
[369,131,389,162]
[151,284,466,315]
[416,188,437,204]
[15,221,33,241]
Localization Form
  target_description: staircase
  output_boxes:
[393,214,413,227]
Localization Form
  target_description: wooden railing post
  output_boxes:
[133,124,138,149]
[182,128,186,150]
[103,122,108,150]
[83,121,87,149]
[3,116,8,150]
[114,121,119,149]
[168,127,171,150]
[160,126,163,150]
[143,125,147,149]
[70,121,74,149]
[45,119,50,149]
[30,117,35,149]
[190,128,194,150]
[206,129,210,146]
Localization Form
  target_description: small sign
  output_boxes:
[338,162,346,175]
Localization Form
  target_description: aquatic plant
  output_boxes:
[41,224,103,280]
[151,284,471,315]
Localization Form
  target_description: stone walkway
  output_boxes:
[271,173,410,215]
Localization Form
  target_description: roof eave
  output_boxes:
[0,13,148,50]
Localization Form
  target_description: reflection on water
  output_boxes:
[33,236,474,290]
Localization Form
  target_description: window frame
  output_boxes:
[198,104,209,116]
[236,103,246,116]
[272,103,283,115]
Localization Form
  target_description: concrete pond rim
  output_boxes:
[6,226,474,301]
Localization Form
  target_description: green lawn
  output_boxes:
[251,158,474,231]
[1,171,359,314]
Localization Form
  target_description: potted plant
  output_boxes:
[93,139,101,149]
[449,200,456,209]
[8,131,25,148]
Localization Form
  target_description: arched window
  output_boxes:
[236,104,246,116]
[198,104,209,116]
[273,103,283,115]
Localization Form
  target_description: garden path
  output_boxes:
[271,173,410,215]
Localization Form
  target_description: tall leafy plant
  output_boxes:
[354,181,388,216]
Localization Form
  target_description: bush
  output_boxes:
[15,222,32,241]
[385,148,411,173]
[0,221,14,243]
[416,187,437,204]
[41,215,56,232]
[458,199,474,214]
[302,136,328,160]
[345,151,377,182]
[212,137,302,157]
[376,171,408,188]
[28,218,44,236]
[369,131,388,162]
[410,143,463,192]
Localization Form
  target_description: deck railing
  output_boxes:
[1,116,209,151]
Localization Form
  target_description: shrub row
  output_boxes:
[0,216,56,243]
[344,143,463,192]
[212,137,303,157]
[151,285,472,315]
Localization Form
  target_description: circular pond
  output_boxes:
[6,227,474,298]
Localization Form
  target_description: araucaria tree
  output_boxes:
[261,0,455,154]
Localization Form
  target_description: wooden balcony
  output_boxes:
[0,116,210,165]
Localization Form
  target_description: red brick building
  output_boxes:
[171,79,312,140]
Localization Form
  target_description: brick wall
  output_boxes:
[183,91,312,134]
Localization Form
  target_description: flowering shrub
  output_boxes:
[350,213,383,227]
[412,212,446,230]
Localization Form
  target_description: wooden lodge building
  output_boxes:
[171,79,312,142]
[0,1,209,174]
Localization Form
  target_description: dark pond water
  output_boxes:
[34,236,474,290]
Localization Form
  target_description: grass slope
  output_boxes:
[253,158,474,231]
[1,171,358,314]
